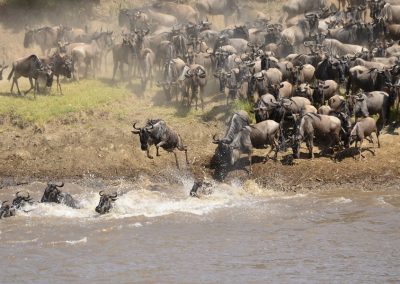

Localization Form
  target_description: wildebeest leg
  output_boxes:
[200,86,204,111]
[57,75,63,95]
[248,153,252,174]
[156,141,166,156]
[308,137,314,159]
[146,148,154,159]
[358,139,363,160]
[112,61,118,82]
[353,140,358,160]
[370,135,376,156]
[376,131,381,148]
[173,150,180,169]
[25,76,34,95]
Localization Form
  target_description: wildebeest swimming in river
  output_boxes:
[41,182,79,208]
[0,201,15,219]
[95,191,118,215]
[8,55,53,97]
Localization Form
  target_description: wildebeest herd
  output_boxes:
[1,0,400,216]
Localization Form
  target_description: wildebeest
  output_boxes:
[318,105,332,115]
[95,191,118,215]
[41,182,79,208]
[254,94,279,123]
[0,201,15,219]
[381,3,400,24]
[346,67,392,95]
[195,0,240,25]
[351,91,391,130]
[12,191,34,209]
[293,64,315,84]
[211,111,250,180]
[313,80,339,105]
[322,39,367,56]
[24,26,62,55]
[42,53,72,94]
[315,56,347,83]
[294,113,342,159]
[131,120,189,169]
[112,33,135,82]
[8,55,53,97]
[349,117,381,160]
[0,64,8,80]
[213,120,280,173]
[158,58,186,101]
[184,64,207,110]
[71,31,113,81]
[281,0,328,21]
[138,48,155,91]
[152,2,198,23]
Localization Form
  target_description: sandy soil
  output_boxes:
[0,88,399,191]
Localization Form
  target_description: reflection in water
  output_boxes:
[0,179,399,283]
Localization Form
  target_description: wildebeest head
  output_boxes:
[41,182,64,203]
[329,57,346,83]
[56,54,72,79]
[24,27,35,48]
[353,93,369,118]
[0,201,16,219]
[12,191,33,209]
[95,191,118,214]
[212,134,231,168]
[0,64,8,80]
[254,72,267,95]
[254,94,279,123]
[131,122,152,151]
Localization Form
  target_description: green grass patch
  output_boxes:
[232,99,256,123]
[0,79,131,124]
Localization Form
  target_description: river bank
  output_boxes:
[0,78,399,191]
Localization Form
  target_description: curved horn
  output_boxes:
[56,182,64,188]
[111,192,118,198]
[212,134,221,142]
[99,191,104,196]
[133,123,141,130]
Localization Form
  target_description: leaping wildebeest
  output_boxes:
[131,120,189,169]
[8,55,53,97]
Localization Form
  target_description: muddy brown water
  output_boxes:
[0,178,399,283]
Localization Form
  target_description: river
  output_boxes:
[0,178,399,283]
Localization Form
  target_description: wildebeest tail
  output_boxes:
[7,64,14,81]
